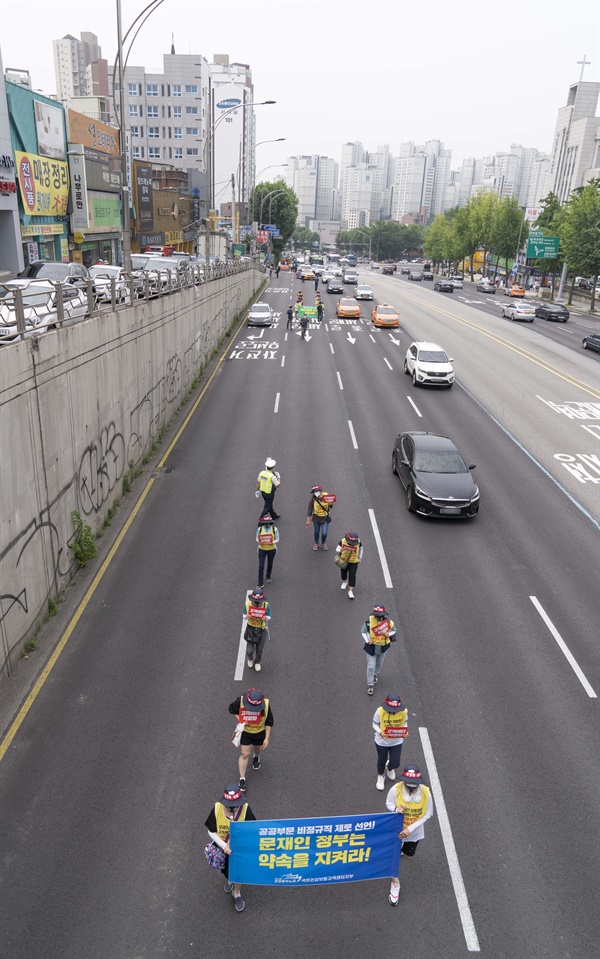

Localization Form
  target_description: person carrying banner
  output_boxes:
[385,764,435,905]
[229,688,274,793]
[372,693,408,790]
[361,605,397,694]
[256,513,279,587]
[243,588,271,672]
[305,485,334,550]
[335,531,363,599]
[256,457,280,518]
[204,783,256,912]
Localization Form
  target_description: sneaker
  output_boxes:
[373,676,379,684]
[233,894,245,912]
[223,880,233,894]
[321,543,328,550]
[266,577,273,584]
[376,774,385,790]
[257,582,264,589]
[239,778,246,793]
[247,657,254,668]
[385,763,396,781]
[313,544,319,551]
[252,755,261,770]
[367,685,374,696]
[348,589,354,600]
[254,662,262,672]
[389,880,400,906]
[341,581,348,590]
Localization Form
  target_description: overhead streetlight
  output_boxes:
[255,162,288,183]
[232,140,286,243]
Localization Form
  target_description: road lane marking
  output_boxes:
[284,332,288,342]
[281,355,285,368]
[235,591,252,681]
[330,343,335,354]
[274,392,280,413]
[369,334,376,343]
[337,372,344,390]
[325,323,329,331]
[368,508,393,587]
[419,727,480,952]
[529,596,597,697]
[348,420,358,449]
[384,357,393,370]
[407,396,422,417]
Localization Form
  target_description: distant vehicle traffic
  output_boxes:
[449,275,463,289]
[355,284,374,300]
[534,303,569,322]
[372,304,399,328]
[477,280,496,293]
[382,266,395,275]
[404,341,454,388]
[504,285,525,297]
[434,279,454,293]
[392,431,479,518]
[327,278,344,293]
[409,272,423,282]
[342,270,359,284]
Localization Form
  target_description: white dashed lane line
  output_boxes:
[383,358,393,371]
[281,355,285,368]
[369,334,376,343]
[407,396,422,417]
[337,372,344,390]
[368,508,393,588]
[530,596,597,697]
[330,343,335,354]
[274,392,280,413]
[348,420,358,449]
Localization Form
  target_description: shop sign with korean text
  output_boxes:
[68,109,120,157]
[68,149,89,230]
[229,812,402,886]
[15,151,69,217]
[89,193,121,230]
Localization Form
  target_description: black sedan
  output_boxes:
[582,333,600,353]
[408,272,423,281]
[382,266,395,275]
[392,431,480,518]
[327,278,344,294]
[535,303,569,322]
[434,279,454,293]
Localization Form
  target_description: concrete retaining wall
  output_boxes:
[0,267,263,680]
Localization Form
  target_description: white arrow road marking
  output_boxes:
[247,329,265,340]
[295,330,312,341]
[347,333,356,344]
[388,333,400,345]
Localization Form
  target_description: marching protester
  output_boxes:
[204,783,256,913]
[361,605,397,694]
[372,693,408,790]
[256,513,279,587]
[316,300,324,323]
[305,485,334,550]
[256,457,280,518]
[243,588,272,671]
[334,531,363,600]
[228,687,274,794]
[385,764,435,906]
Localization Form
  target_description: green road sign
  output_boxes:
[232,243,245,256]
[526,234,560,259]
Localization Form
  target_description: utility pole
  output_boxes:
[231,173,237,247]
[116,0,131,273]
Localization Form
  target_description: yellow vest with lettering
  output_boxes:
[313,496,330,518]
[377,706,408,738]
[259,469,274,493]
[257,525,276,550]
[369,615,395,645]
[215,801,249,839]
[245,599,268,629]
[240,695,269,734]
[394,784,430,827]
[340,538,359,563]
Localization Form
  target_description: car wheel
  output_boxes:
[406,486,416,513]
[412,371,418,387]
[392,453,398,475]
[529,318,534,323]
[403,359,409,374]
[562,318,568,323]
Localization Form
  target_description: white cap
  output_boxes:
[265,457,276,468]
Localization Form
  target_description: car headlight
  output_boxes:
[470,487,480,502]
[414,485,431,501]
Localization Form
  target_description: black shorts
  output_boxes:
[240,730,267,746]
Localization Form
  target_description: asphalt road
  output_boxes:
[0,266,598,959]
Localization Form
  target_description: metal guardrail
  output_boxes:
[0,260,260,344]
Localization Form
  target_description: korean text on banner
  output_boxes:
[229,812,402,886]
[15,151,69,217]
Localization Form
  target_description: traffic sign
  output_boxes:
[526,234,560,259]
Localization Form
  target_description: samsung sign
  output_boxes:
[216,98,241,109]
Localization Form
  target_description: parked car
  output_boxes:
[337,297,360,318]
[434,279,454,293]
[19,260,89,285]
[409,271,422,282]
[247,302,273,327]
[582,333,600,352]
[0,279,88,342]
[534,303,569,322]
[502,302,536,322]
[371,304,399,328]
[89,266,128,303]
[327,278,344,294]
[392,431,479,518]
[355,284,374,300]
[404,341,454,388]
[504,284,525,297]
[477,280,496,294]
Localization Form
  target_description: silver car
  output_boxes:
[247,302,273,327]
[355,284,374,300]
[0,279,88,343]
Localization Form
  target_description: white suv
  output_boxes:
[404,341,455,388]
[449,275,463,289]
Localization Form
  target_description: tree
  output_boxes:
[452,204,478,274]
[492,198,528,284]
[470,190,499,276]
[422,215,449,266]
[249,180,298,246]
[530,192,566,294]
[292,227,319,249]
[561,179,600,310]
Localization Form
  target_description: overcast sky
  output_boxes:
[3,0,599,179]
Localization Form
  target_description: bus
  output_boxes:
[309,253,325,266]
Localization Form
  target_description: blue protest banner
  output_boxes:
[229,812,402,886]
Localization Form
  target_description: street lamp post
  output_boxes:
[356,230,372,261]
[234,139,285,241]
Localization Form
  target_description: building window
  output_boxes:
[174,148,183,159]
[186,148,199,156]
[148,126,159,138]
[146,83,158,97]
[128,83,137,96]
[186,127,198,136]
[173,106,182,118]
[172,84,182,97]
[147,106,159,118]
[186,106,198,115]
[185,84,198,93]
[174,127,182,139]
[130,125,140,138]
[129,105,139,117]
[148,147,160,159]
[132,146,141,158]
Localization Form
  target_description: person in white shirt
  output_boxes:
[385,764,435,906]
[372,693,408,790]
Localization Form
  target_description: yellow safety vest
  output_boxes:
[340,538,359,563]
[369,615,395,645]
[394,784,430,827]
[239,695,269,734]
[259,469,275,494]
[257,525,276,550]
[215,801,249,840]
[245,599,268,629]
[377,706,408,739]
[313,496,330,518]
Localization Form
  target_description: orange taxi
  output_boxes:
[372,303,400,328]
[504,284,525,297]
[337,297,361,318]
[302,267,315,280]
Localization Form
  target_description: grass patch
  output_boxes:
[70,510,97,568]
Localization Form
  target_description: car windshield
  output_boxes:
[131,256,151,269]
[414,451,467,473]
[27,264,71,279]
[89,267,121,278]
[378,307,396,315]
[251,305,270,315]
[418,350,448,363]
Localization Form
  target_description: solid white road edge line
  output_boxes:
[419,727,481,953]
[337,371,344,390]
[348,420,358,450]
[529,596,597,697]
[234,591,252,681]
[274,392,280,413]
[384,357,393,370]
[407,396,422,417]
[368,508,393,588]
[281,355,285,368]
